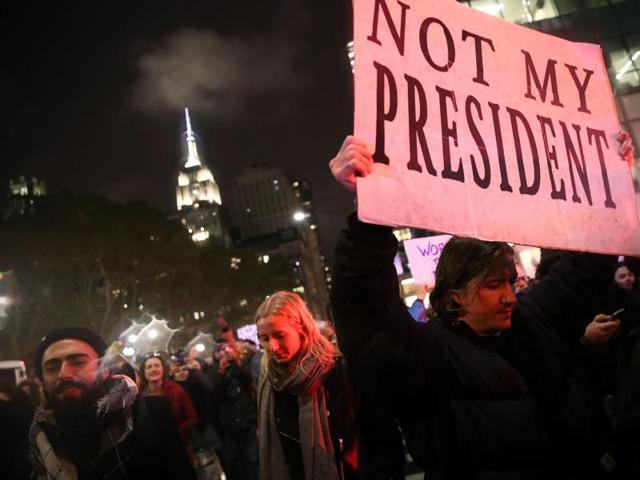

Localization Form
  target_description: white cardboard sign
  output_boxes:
[403,234,452,286]
[354,0,640,255]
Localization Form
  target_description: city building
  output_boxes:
[230,165,330,320]
[3,175,46,220]
[175,108,231,246]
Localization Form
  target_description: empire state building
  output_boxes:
[175,108,230,246]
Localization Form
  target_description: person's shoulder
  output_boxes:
[163,379,185,394]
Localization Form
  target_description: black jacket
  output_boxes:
[208,361,257,433]
[581,286,640,477]
[331,215,615,480]
[28,395,196,480]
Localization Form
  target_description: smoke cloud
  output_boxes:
[132,26,311,118]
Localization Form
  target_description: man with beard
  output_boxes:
[28,326,196,480]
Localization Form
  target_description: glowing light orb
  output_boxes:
[195,343,205,353]
[123,346,135,357]
[148,329,158,339]
[128,334,138,344]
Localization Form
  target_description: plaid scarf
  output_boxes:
[28,375,138,480]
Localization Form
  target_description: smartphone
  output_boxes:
[611,308,625,319]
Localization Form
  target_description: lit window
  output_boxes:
[468,0,558,24]
[192,231,210,242]
[613,49,640,88]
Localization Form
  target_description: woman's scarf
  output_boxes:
[258,350,339,480]
[28,375,138,480]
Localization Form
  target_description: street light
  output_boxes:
[293,211,306,222]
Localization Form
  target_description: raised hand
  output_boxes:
[329,135,374,192]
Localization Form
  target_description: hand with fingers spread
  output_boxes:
[329,135,374,191]
[618,130,635,167]
[583,313,621,346]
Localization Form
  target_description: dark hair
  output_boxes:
[428,236,514,325]
[34,326,107,380]
[139,352,167,392]
[614,261,639,290]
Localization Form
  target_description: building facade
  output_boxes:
[175,108,231,246]
[3,176,46,220]
[230,165,330,320]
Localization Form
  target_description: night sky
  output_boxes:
[0,0,356,253]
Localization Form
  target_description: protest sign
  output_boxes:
[354,0,640,255]
[237,324,259,346]
[404,234,452,286]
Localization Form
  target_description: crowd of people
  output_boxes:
[0,132,639,480]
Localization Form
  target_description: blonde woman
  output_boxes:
[255,291,359,480]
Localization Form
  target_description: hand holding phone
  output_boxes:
[585,312,622,345]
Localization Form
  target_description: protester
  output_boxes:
[208,338,259,480]
[578,261,640,478]
[255,291,359,480]
[613,262,639,292]
[407,285,429,323]
[139,352,198,457]
[172,354,226,480]
[328,134,634,479]
[0,379,33,480]
[172,355,215,436]
[27,326,195,479]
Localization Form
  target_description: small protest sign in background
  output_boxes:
[404,234,452,286]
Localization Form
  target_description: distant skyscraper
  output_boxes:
[231,165,315,240]
[175,108,230,246]
[3,175,46,220]
[230,165,329,319]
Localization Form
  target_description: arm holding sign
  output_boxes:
[618,130,635,169]
[329,135,374,192]
[330,136,437,393]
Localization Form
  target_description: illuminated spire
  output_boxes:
[184,107,201,168]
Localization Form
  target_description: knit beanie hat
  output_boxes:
[35,326,107,380]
